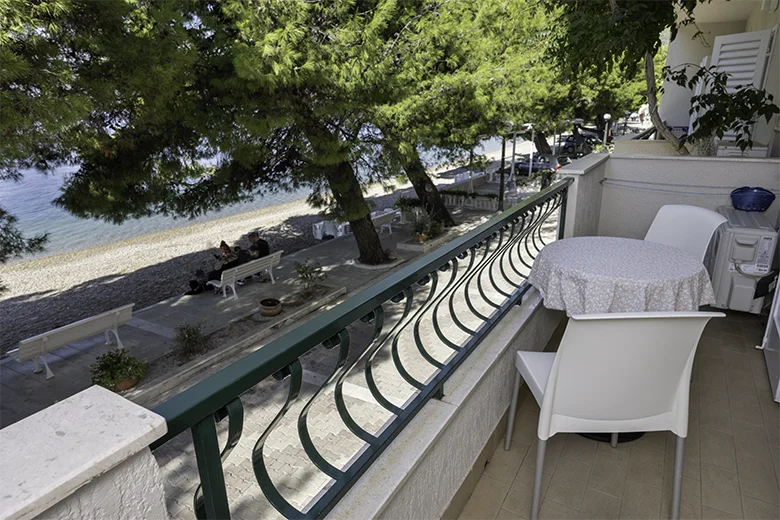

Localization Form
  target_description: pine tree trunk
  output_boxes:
[644,51,689,156]
[324,161,390,265]
[403,152,456,227]
[533,132,553,155]
[379,131,455,227]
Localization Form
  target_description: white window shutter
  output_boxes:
[708,27,776,142]
[710,28,774,92]
[688,55,709,136]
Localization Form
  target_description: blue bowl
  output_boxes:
[730,187,776,212]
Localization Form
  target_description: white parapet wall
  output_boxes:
[600,155,780,238]
[558,153,610,238]
[0,385,169,520]
[328,289,564,519]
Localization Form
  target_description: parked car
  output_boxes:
[560,133,602,155]
[513,155,570,176]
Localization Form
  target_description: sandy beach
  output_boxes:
[0,147,518,355]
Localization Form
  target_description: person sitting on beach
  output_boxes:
[247,232,270,259]
[234,232,272,285]
[186,241,240,295]
[208,241,240,282]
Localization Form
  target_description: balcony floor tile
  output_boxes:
[458,311,778,520]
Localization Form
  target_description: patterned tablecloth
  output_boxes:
[528,236,716,314]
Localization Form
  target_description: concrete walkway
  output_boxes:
[0,210,493,428]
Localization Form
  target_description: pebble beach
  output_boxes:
[0,146,516,355]
[0,182,414,355]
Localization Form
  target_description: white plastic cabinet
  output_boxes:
[760,282,780,403]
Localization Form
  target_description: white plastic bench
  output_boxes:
[16,304,134,379]
[372,211,396,234]
[312,221,350,239]
[206,251,283,299]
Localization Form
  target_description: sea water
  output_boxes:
[0,139,505,261]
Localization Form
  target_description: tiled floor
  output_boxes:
[459,312,780,520]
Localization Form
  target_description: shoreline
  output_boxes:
[0,149,514,353]
[0,179,419,353]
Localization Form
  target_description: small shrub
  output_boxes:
[394,196,423,211]
[411,211,431,236]
[428,220,444,237]
[295,259,327,292]
[175,323,209,360]
[90,349,146,391]
[440,189,469,198]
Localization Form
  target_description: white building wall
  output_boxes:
[660,21,748,128]
[746,6,780,150]
[559,154,609,238]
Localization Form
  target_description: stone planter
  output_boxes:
[260,298,282,317]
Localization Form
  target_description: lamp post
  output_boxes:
[603,113,611,148]
[523,123,533,177]
[510,130,518,177]
[500,122,515,212]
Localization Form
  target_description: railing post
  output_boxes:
[557,187,569,240]
[191,415,231,519]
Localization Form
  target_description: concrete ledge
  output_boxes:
[0,386,167,520]
[396,229,459,254]
[328,289,565,520]
[557,153,610,176]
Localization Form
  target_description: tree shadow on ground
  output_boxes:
[0,161,484,355]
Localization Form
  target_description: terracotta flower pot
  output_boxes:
[114,377,140,392]
[260,298,282,317]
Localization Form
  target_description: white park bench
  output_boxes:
[16,303,134,379]
[372,211,396,234]
[206,251,283,300]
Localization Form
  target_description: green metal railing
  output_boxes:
[151,178,573,519]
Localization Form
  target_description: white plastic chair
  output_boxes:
[312,221,324,240]
[505,311,723,520]
[644,205,727,261]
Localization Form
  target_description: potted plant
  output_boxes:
[90,349,146,392]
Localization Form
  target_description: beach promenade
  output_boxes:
[0,204,496,429]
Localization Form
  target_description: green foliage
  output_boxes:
[90,349,146,391]
[440,189,470,198]
[294,259,327,292]
[542,0,779,152]
[412,211,431,237]
[174,323,209,361]
[542,0,691,77]
[665,66,780,151]
[0,206,48,294]
[394,197,423,211]
[411,210,445,240]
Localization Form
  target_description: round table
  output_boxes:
[528,236,715,443]
[528,236,715,315]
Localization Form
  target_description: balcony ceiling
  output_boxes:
[683,0,757,24]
